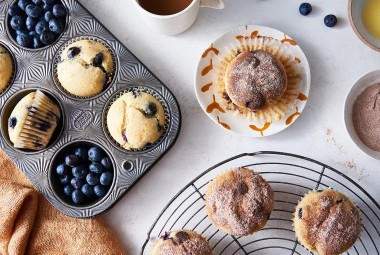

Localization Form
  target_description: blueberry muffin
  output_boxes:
[106,91,165,150]
[205,168,274,236]
[57,40,114,97]
[8,90,61,150]
[293,189,361,255]
[0,44,14,93]
[225,50,287,111]
[150,230,212,255]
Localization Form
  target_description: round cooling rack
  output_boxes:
[141,151,380,255]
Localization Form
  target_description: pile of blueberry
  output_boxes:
[55,146,113,205]
[7,0,67,48]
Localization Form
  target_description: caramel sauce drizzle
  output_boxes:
[201,59,213,76]
[236,30,260,41]
[286,106,300,125]
[202,44,219,58]
[281,34,297,45]
[206,95,226,113]
[298,93,308,101]
[217,116,231,130]
[295,57,301,63]
[249,122,271,136]
[201,82,213,92]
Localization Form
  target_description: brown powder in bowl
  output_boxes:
[352,83,380,152]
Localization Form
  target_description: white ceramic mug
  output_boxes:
[133,0,224,35]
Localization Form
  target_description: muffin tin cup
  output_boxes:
[0,87,65,155]
[0,0,181,218]
[0,41,17,96]
[5,0,70,51]
[102,86,170,154]
[52,35,118,101]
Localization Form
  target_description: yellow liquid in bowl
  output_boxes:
[362,0,380,40]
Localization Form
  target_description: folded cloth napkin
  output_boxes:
[0,150,126,255]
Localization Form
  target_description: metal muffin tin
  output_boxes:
[0,0,181,218]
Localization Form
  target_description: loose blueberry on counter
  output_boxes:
[64,185,74,196]
[49,18,64,34]
[72,190,85,204]
[8,5,22,16]
[26,4,43,18]
[72,165,88,179]
[59,175,70,185]
[18,0,31,11]
[10,15,25,31]
[52,4,66,18]
[65,154,79,167]
[94,185,106,197]
[71,177,84,190]
[86,172,99,186]
[26,16,37,31]
[56,163,68,175]
[67,46,81,59]
[82,184,94,197]
[100,171,112,186]
[299,3,312,16]
[324,14,337,27]
[44,11,54,21]
[8,117,17,128]
[144,102,157,116]
[16,33,33,47]
[88,146,103,162]
[101,157,112,170]
[75,147,88,161]
[89,162,104,174]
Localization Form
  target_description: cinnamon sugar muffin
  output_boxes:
[150,230,212,255]
[205,168,274,236]
[293,189,361,255]
[225,50,287,111]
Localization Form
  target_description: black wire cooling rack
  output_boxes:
[141,151,380,255]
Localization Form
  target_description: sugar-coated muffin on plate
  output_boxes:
[8,90,61,150]
[57,39,114,97]
[150,229,212,255]
[106,90,165,150]
[0,44,14,93]
[293,189,361,255]
[205,168,274,236]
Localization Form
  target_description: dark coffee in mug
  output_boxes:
[138,0,193,15]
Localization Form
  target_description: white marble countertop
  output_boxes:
[78,0,380,253]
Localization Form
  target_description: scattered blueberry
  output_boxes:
[72,165,88,179]
[324,14,337,27]
[16,33,33,47]
[75,147,88,161]
[18,0,31,11]
[32,0,43,4]
[299,3,312,16]
[49,18,64,34]
[70,178,84,190]
[100,171,113,186]
[86,172,99,186]
[65,155,79,167]
[33,36,44,48]
[89,162,104,174]
[67,46,81,59]
[10,15,25,31]
[93,53,103,67]
[26,16,38,31]
[56,163,68,175]
[101,157,112,170]
[43,0,55,4]
[8,5,22,16]
[42,3,52,12]
[144,102,157,116]
[52,4,66,18]
[72,190,85,204]
[88,147,103,162]
[59,175,70,185]
[94,185,106,197]
[81,184,94,197]
[35,20,48,34]
[44,11,54,21]
[26,4,43,18]
[63,185,74,196]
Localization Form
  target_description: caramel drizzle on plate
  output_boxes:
[217,116,231,130]
[298,93,308,101]
[286,106,300,125]
[201,59,213,76]
[201,82,213,92]
[202,44,219,58]
[249,122,271,136]
[281,33,298,45]
[207,95,225,113]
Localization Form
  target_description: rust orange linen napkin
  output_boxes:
[0,150,126,255]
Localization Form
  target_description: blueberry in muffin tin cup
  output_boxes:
[0,41,17,96]
[52,35,118,100]
[5,0,69,51]
[0,88,65,154]
[48,140,116,208]
[103,86,170,153]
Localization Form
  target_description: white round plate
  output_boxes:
[194,25,311,137]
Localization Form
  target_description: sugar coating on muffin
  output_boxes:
[0,44,14,93]
[225,50,287,111]
[150,230,212,255]
[293,189,361,255]
[205,168,274,236]
[106,91,165,150]
[8,90,61,150]
[57,39,114,97]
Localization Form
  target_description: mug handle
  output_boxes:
[200,0,225,9]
